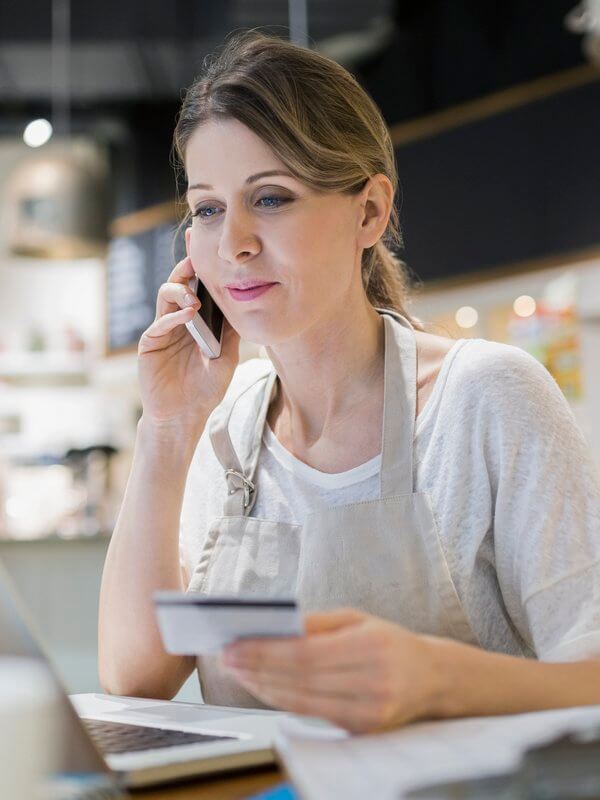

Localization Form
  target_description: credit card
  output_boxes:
[154,592,303,655]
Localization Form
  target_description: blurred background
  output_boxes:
[0,0,599,704]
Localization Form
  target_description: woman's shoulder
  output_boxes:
[450,337,561,397]
[415,332,572,440]
[439,336,575,434]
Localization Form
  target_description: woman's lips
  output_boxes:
[227,283,278,302]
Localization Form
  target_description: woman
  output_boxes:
[99,30,600,733]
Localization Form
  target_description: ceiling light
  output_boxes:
[23,119,53,148]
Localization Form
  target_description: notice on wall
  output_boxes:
[486,302,583,402]
[105,208,186,355]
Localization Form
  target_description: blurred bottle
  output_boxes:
[63,324,86,354]
[0,657,62,799]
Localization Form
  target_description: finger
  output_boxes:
[228,677,373,733]
[304,608,365,635]
[156,281,200,320]
[223,626,366,671]
[225,662,376,699]
[139,306,196,352]
[166,255,196,285]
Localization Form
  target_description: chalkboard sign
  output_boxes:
[105,203,186,355]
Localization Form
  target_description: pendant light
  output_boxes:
[5,0,108,259]
[565,1,600,65]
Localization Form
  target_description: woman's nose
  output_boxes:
[217,212,261,263]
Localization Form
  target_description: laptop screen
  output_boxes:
[0,558,112,778]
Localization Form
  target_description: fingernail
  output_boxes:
[184,294,197,306]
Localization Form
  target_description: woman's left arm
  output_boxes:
[222,608,600,733]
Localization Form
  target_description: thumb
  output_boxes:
[303,607,365,635]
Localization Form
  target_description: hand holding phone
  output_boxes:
[184,275,225,358]
[137,255,240,433]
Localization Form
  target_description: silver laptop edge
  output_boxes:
[0,558,287,789]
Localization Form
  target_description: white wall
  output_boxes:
[0,138,136,458]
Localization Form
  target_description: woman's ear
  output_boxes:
[356,174,394,250]
[184,223,192,257]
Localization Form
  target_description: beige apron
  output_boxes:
[187,309,479,707]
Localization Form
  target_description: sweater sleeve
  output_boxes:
[479,343,600,661]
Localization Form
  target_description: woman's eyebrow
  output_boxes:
[187,170,295,193]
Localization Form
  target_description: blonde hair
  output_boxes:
[173,29,422,326]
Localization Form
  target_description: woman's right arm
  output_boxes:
[97,415,204,699]
[98,251,240,699]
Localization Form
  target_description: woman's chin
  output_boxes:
[241,333,281,348]
[233,320,289,348]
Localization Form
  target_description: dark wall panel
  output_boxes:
[396,79,600,282]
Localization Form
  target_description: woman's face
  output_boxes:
[184,117,370,346]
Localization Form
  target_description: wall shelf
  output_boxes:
[0,352,90,385]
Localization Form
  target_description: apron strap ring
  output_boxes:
[224,469,255,509]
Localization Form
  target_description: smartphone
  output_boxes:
[184,275,225,358]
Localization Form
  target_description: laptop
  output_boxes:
[0,560,294,790]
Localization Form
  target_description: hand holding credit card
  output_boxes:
[154,592,303,655]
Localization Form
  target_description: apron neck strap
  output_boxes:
[209,309,417,515]
[378,310,417,497]
[209,368,277,516]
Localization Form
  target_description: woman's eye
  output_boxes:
[256,195,290,209]
[192,195,291,222]
[192,205,220,220]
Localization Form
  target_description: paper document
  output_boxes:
[276,704,600,800]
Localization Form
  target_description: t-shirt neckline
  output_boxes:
[262,423,381,489]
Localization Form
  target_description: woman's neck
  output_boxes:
[265,297,385,450]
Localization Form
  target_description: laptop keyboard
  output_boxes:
[83,718,237,755]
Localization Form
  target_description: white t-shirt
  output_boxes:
[179,338,600,663]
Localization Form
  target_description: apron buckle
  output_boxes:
[224,469,255,509]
